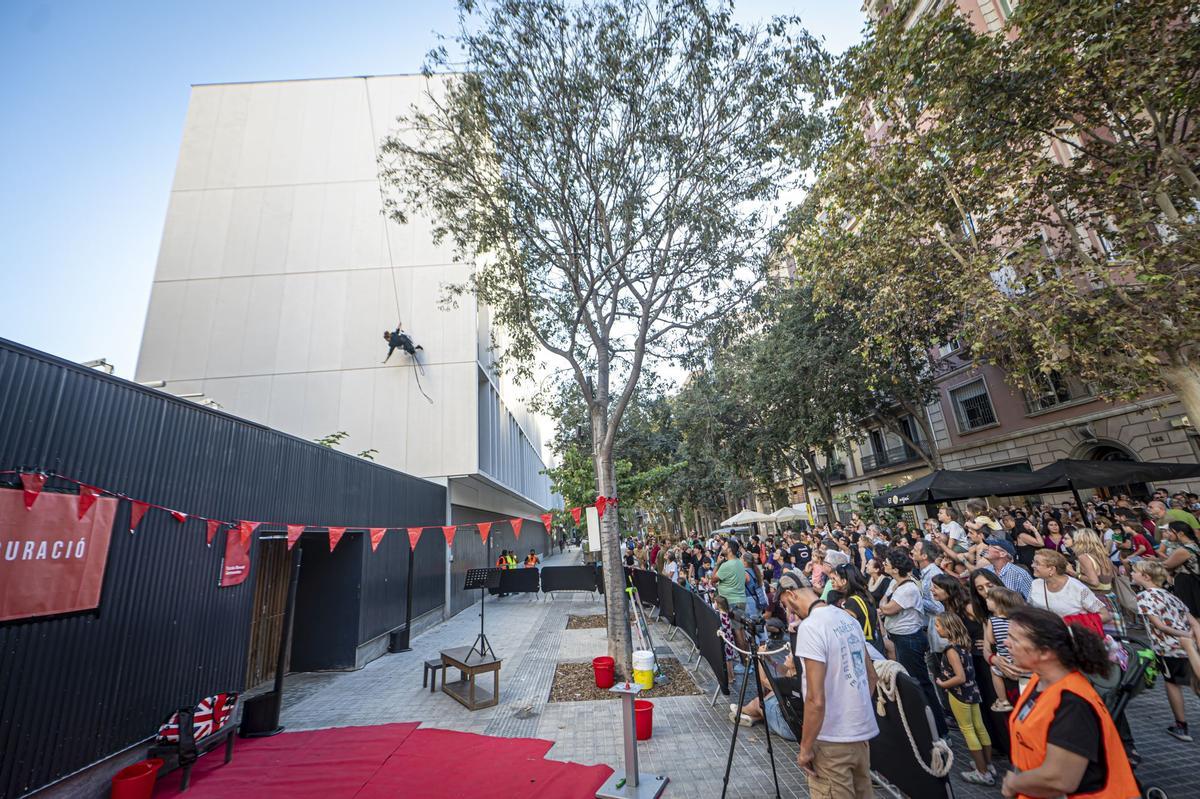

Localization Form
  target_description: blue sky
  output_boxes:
[0,1,864,377]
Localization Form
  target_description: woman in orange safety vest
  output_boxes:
[1000,607,1138,799]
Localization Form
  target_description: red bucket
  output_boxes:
[111,758,163,799]
[593,656,615,689]
[634,699,654,740]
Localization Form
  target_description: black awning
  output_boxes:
[1032,459,1200,490]
[872,469,1051,508]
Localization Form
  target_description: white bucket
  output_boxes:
[632,649,656,689]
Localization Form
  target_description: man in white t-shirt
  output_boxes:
[938,506,967,546]
[777,571,879,799]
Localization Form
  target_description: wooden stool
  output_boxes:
[423,658,445,692]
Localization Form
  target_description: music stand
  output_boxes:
[464,567,502,660]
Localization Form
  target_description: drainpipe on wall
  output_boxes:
[444,479,453,621]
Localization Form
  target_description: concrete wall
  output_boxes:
[135,75,554,512]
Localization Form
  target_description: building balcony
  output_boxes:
[860,444,926,473]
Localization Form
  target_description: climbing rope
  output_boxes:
[873,659,954,778]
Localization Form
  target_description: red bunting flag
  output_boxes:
[595,496,607,518]
[512,518,523,540]
[328,527,346,551]
[239,521,259,548]
[287,524,304,550]
[442,525,457,548]
[20,473,47,510]
[169,510,188,524]
[570,507,582,526]
[129,500,150,533]
[206,519,222,546]
[477,521,492,545]
[407,527,423,550]
[540,513,552,533]
[77,484,102,519]
[370,527,387,551]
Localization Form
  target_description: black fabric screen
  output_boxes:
[632,568,658,606]
[498,568,540,594]
[656,573,676,626]
[540,565,600,593]
[869,671,952,799]
[694,597,728,697]
[671,582,698,646]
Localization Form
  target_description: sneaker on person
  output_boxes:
[1167,723,1193,742]
[991,699,1013,712]
[961,769,995,785]
[727,708,757,727]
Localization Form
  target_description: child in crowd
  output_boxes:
[1132,561,1200,742]
[984,587,1026,711]
[934,612,995,786]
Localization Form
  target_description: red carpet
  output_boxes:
[152,723,612,799]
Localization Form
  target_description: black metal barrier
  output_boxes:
[632,568,658,606]
[870,671,953,798]
[540,565,600,593]
[498,567,540,594]
[656,573,676,626]
[693,597,729,697]
[671,581,698,646]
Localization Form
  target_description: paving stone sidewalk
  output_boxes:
[280,553,1200,797]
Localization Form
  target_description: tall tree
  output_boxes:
[795,0,1200,423]
[380,0,827,670]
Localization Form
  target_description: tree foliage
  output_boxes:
[793,0,1200,422]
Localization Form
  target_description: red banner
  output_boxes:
[219,524,252,587]
[512,518,523,540]
[541,513,552,533]
[169,510,188,524]
[407,527,423,550]
[477,522,491,545]
[442,525,457,548]
[370,527,387,551]
[0,487,116,621]
[596,496,607,518]
[570,507,582,526]
[287,524,304,550]
[206,519,222,546]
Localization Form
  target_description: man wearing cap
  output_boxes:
[776,570,878,799]
[982,538,1032,599]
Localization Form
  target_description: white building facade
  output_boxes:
[136,74,555,525]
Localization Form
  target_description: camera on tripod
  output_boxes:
[728,607,765,632]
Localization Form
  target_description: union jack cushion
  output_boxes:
[157,693,237,743]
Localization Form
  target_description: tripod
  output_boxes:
[463,568,500,660]
[720,614,789,799]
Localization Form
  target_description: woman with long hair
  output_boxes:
[1071,528,1126,635]
[829,562,881,648]
[1042,518,1068,554]
[969,568,1005,627]
[1160,521,1200,618]
[1000,608,1138,799]
[865,548,892,604]
[933,573,980,648]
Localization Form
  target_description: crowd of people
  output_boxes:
[622,487,1200,798]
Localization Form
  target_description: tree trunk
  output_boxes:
[1163,354,1200,434]
[593,421,633,676]
[799,449,839,524]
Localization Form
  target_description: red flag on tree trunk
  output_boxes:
[370,527,387,551]
[328,527,346,551]
[442,525,457,548]
[595,496,607,518]
[287,524,304,550]
[407,527,423,550]
[20,473,46,510]
[477,521,492,545]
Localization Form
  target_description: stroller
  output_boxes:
[1090,636,1169,799]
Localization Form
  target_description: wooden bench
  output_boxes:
[149,693,238,792]
[423,658,445,692]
